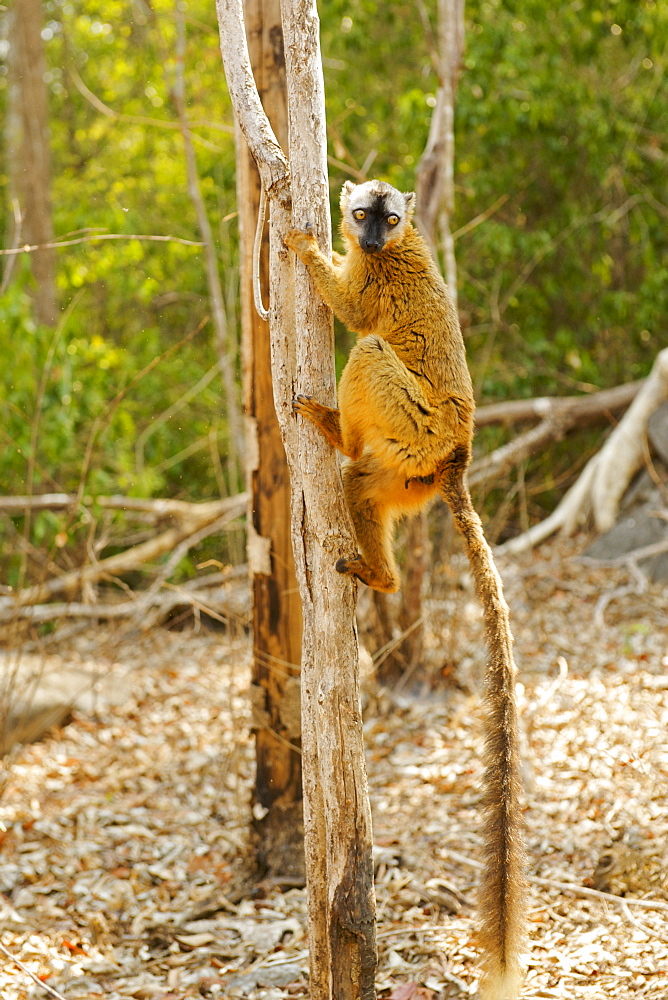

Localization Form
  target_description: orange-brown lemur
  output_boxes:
[285,179,527,1000]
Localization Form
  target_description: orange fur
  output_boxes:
[286,180,473,591]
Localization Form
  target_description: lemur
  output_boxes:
[285,179,527,1000]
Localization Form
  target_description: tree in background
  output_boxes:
[5,0,57,325]
[172,5,243,491]
[0,2,242,587]
[235,0,304,880]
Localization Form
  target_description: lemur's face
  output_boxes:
[341,180,415,253]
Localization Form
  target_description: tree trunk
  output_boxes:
[235,0,304,880]
[6,0,57,326]
[218,1,377,994]
[415,0,464,302]
[279,3,377,990]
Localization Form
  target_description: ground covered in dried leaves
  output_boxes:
[1,536,667,1000]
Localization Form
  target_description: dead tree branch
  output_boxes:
[470,378,642,489]
[0,493,245,519]
[0,494,246,613]
[0,569,248,627]
[474,379,642,429]
[500,348,668,554]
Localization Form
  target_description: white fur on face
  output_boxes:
[340,180,416,247]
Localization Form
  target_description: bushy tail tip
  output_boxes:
[479,961,524,1000]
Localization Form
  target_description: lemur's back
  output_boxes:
[337,220,473,411]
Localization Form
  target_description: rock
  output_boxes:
[0,652,130,754]
[584,466,668,581]
[648,400,668,467]
[224,963,304,992]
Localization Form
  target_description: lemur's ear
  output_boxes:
[340,181,356,208]
[404,192,416,221]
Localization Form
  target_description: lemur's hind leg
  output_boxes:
[335,457,402,593]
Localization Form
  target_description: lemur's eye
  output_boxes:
[353,209,366,221]
[387,214,400,226]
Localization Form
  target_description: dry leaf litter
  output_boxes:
[0,535,667,999]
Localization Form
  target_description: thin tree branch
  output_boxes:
[0,232,205,255]
[75,318,207,507]
[451,193,509,242]
[0,198,22,294]
[69,65,232,143]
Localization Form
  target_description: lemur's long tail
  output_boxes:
[438,446,527,1000]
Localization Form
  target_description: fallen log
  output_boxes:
[474,379,642,429]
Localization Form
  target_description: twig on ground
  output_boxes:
[0,940,69,1000]
[619,900,666,941]
[592,562,648,627]
[530,875,668,912]
[441,847,668,913]
[581,537,668,568]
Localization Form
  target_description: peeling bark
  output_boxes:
[6,0,57,325]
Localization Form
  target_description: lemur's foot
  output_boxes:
[336,555,400,594]
[404,472,435,489]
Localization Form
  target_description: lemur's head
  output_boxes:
[340,180,415,254]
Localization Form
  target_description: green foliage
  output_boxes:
[453,0,667,398]
[0,271,225,501]
[0,0,666,567]
[1,0,238,504]
[321,0,666,401]
[321,0,436,190]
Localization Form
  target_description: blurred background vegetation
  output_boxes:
[1,0,666,587]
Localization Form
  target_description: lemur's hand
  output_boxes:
[285,226,318,259]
